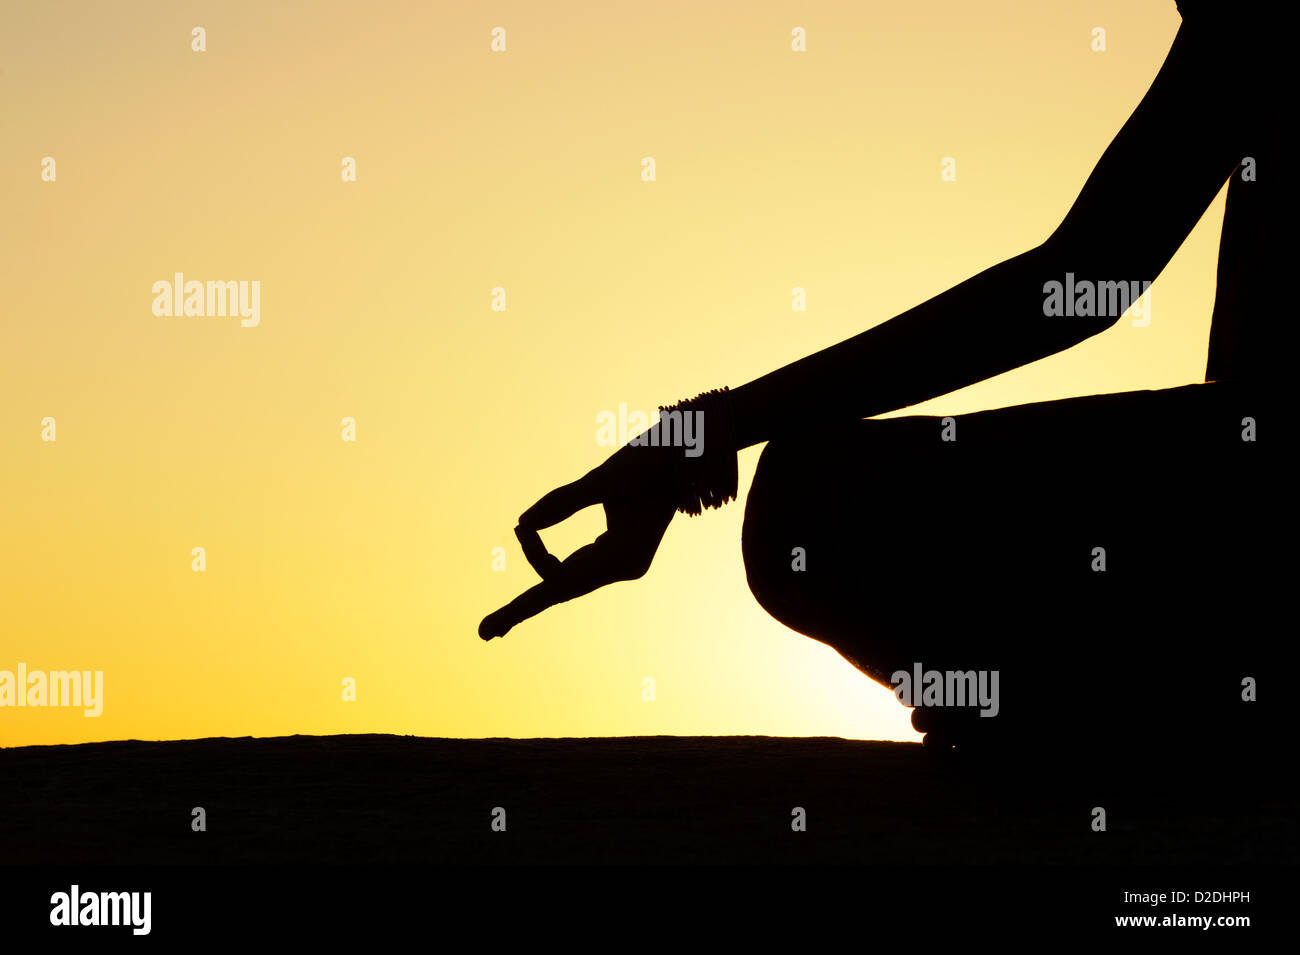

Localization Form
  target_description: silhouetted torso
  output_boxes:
[1178,0,1276,393]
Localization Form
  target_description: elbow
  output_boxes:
[1034,237,1153,333]
[1042,213,1166,279]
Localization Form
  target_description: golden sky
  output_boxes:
[1,0,1225,746]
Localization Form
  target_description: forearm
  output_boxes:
[727,241,1117,449]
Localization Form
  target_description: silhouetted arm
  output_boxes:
[728,18,1246,449]
[482,13,1256,640]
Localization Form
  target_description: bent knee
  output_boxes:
[741,439,814,628]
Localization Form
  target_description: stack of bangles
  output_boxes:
[656,386,738,516]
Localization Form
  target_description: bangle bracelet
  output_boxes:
[657,387,738,515]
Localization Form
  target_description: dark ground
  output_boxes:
[0,734,1292,865]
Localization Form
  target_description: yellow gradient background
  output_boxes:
[1,1,1224,746]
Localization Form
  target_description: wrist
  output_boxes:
[653,387,738,515]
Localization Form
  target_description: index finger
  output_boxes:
[515,524,562,579]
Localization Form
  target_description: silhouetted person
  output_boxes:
[483,1,1280,759]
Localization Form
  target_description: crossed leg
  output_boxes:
[741,382,1271,755]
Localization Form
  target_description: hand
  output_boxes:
[479,442,678,640]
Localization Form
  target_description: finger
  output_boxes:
[478,577,573,640]
[517,475,602,531]
[478,538,632,639]
[479,583,550,639]
[515,524,562,579]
